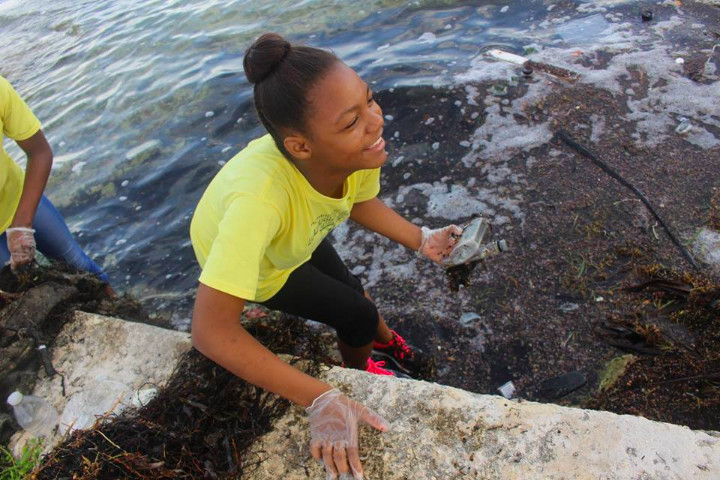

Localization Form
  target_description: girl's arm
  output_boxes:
[191,282,332,407]
[13,130,53,228]
[350,197,461,263]
[193,282,389,479]
[349,197,422,250]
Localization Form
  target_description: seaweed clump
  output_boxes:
[587,262,720,430]
[32,315,331,479]
[0,262,146,445]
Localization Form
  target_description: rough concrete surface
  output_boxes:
[9,311,191,454]
[247,367,720,480]
[9,313,720,479]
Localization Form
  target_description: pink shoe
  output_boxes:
[340,358,395,376]
[372,330,414,374]
[365,358,395,376]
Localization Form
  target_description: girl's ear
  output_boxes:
[284,135,312,160]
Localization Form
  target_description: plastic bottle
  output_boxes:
[60,377,131,434]
[6,391,59,438]
[443,217,509,267]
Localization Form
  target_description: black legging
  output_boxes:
[260,239,379,348]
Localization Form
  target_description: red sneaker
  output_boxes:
[341,358,396,376]
[372,330,414,372]
[365,358,396,376]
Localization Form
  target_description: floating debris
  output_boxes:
[559,302,579,313]
[459,312,482,326]
[498,381,515,399]
[675,117,692,134]
[486,49,580,82]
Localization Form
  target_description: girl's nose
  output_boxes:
[367,109,384,132]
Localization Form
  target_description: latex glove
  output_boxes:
[417,225,462,264]
[6,227,36,269]
[307,388,389,480]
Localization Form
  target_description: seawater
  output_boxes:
[2,0,714,327]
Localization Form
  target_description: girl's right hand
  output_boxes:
[307,388,389,479]
[6,227,36,269]
[417,225,462,264]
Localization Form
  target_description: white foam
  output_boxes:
[693,227,720,270]
[589,114,606,143]
[417,32,436,44]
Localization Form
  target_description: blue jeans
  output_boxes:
[0,195,109,283]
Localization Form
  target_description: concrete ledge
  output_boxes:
[247,367,720,480]
[8,313,719,479]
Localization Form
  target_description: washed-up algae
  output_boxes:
[32,316,330,479]
[0,262,146,445]
[584,257,720,430]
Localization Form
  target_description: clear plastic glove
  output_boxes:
[417,225,462,264]
[6,227,36,269]
[307,388,389,480]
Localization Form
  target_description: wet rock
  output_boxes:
[535,370,587,400]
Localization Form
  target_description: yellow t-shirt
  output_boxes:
[0,76,41,232]
[190,134,380,302]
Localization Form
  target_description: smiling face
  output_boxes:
[283,62,387,175]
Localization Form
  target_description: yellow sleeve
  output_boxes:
[354,167,381,203]
[198,196,282,301]
[0,77,41,141]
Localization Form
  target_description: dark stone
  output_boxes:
[536,371,587,400]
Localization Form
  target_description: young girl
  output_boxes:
[0,75,110,287]
[190,33,460,479]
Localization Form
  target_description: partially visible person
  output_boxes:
[0,75,111,289]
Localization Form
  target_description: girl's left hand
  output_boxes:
[417,225,462,264]
[6,227,36,269]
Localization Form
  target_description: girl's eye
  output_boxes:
[368,96,375,105]
[346,116,359,129]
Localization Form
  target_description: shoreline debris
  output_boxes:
[486,49,580,82]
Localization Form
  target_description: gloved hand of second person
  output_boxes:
[6,227,36,270]
[417,225,462,264]
[307,388,389,480]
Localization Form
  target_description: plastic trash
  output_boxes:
[443,217,508,268]
[131,387,159,408]
[60,378,131,434]
[6,391,59,438]
[498,381,515,399]
[459,312,482,326]
[675,117,692,135]
[559,302,580,312]
[703,44,719,77]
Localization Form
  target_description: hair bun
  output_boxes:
[243,33,292,84]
